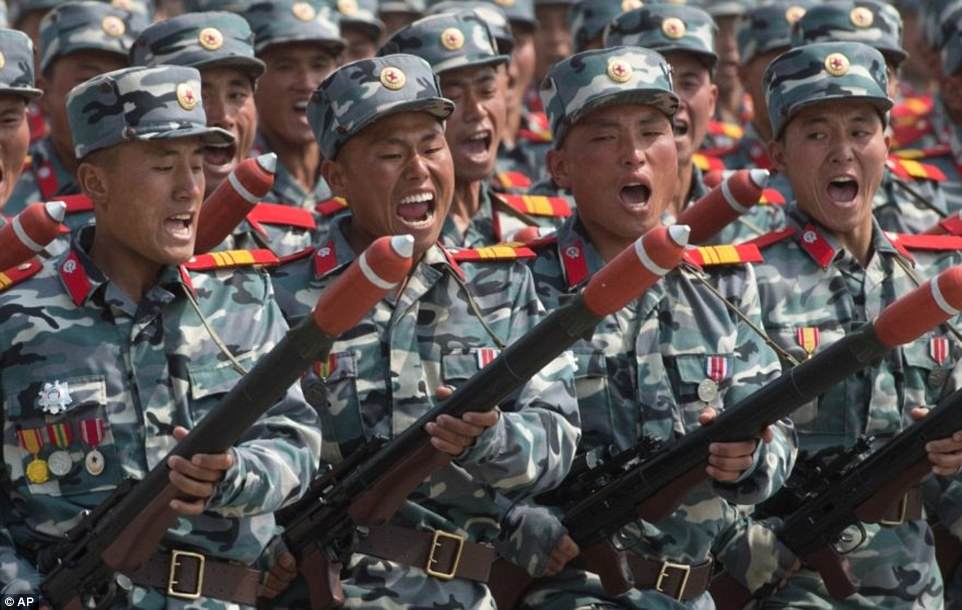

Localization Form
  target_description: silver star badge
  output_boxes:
[38,381,72,415]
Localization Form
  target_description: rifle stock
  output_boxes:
[101,487,179,571]
[301,547,344,610]
[635,465,707,524]
[803,545,856,599]
[487,558,533,610]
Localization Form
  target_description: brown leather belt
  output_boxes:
[625,554,713,601]
[125,549,263,605]
[873,487,924,526]
[355,524,495,583]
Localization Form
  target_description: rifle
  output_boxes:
[675,169,769,244]
[488,265,962,606]
[38,235,414,610]
[0,200,66,270]
[272,224,692,609]
[194,153,277,254]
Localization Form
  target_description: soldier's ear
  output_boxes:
[322,158,349,198]
[547,148,572,189]
[768,138,787,173]
[76,161,110,204]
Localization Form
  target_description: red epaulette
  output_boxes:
[693,153,726,172]
[494,171,533,191]
[499,194,571,217]
[708,120,744,140]
[448,244,537,262]
[683,244,763,267]
[759,188,785,205]
[58,194,93,214]
[183,249,279,271]
[278,246,316,265]
[0,258,42,292]
[887,233,962,252]
[315,197,349,217]
[886,156,947,182]
[745,228,795,250]
[894,145,951,160]
[247,203,317,230]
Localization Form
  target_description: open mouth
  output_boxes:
[827,175,860,206]
[462,130,493,158]
[164,212,195,240]
[204,142,237,169]
[673,119,689,137]
[397,191,436,227]
[620,182,652,210]
[293,100,310,118]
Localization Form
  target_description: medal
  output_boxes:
[796,327,820,360]
[48,450,72,477]
[80,418,106,477]
[476,348,500,369]
[697,379,718,403]
[699,356,728,403]
[45,422,74,477]
[26,458,49,484]
[17,428,47,484]
[37,380,72,415]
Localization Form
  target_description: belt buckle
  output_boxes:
[879,493,909,526]
[424,530,465,581]
[167,550,206,600]
[655,560,691,601]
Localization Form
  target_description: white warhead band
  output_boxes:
[931,276,960,316]
[228,171,258,204]
[11,215,43,252]
[358,250,398,290]
[634,236,670,276]
[721,176,750,214]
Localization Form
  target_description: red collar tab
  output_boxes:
[59,250,93,306]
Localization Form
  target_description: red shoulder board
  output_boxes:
[495,171,533,190]
[745,228,795,250]
[499,194,571,217]
[315,197,349,217]
[58,194,93,214]
[683,244,763,267]
[708,120,744,140]
[758,188,785,205]
[693,153,726,172]
[278,246,316,265]
[247,203,317,230]
[894,145,951,160]
[0,258,42,292]
[183,249,279,271]
[886,157,946,182]
[449,244,537,262]
[888,233,962,252]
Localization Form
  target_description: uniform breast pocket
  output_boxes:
[664,353,726,431]
[569,347,616,448]
[305,351,365,458]
[3,375,124,497]
[901,335,956,407]
[186,359,248,424]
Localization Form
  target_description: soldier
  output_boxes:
[0,29,40,223]
[378,0,425,36]
[790,1,953,234]
[605,3,784,244]
[130,11,319,257]
[0,64,321,607]
[569,0,642,54]
[268,53,580,608]
[331,0,384,61]
[244,0,345,224]
[6,1,143,225]
[729,41,962,609]
[493,45,794,610]
[533,0,573,84]
[380,10,570,247]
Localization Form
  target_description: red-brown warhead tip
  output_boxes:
[676,169,770,245]
[0,200,66,270]
[875,266,962,347]
[582,224,689,316]
[194,153,279,253]
[312,235,414,334]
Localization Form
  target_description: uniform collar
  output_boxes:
[253,132,332,206]
[440,182,496,248]
[687,163,709,205]
[555,213,607,290]
[786,206,899,269]
[32,137,78,200]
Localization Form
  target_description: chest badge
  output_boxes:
[38,381,72,415]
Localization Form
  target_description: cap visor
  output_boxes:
[135,124,235,146]
[436,54,510,74]
[192,55,267,80]
[0,86,43,100]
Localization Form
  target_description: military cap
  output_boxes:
[330,0,385,39]
[379,10,507,74]
[570,0,640,53]
[535,0,574,6]
[0,1,8,27]
[307,53,454,159]
[791,1,906,67]
[691,0,753,18]
[17,0,149,24]
[379,0,425,15]
[736,2,816,65]
[130,12,265,80]
[541,46,679,147]
[427,1,512,54]
[0,29,42,99]
[183,0,255,11]
[764,41,892,138]
[473,0,535,29]
[604,4,718,68]
[923,0,962,50]
[66,65,233,158]
[39,1,144,74]
[245,0,344,54]
[943,10,962,76]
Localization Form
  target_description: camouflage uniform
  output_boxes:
[6,1,143,220]
[0,65,322,609]
[268,54,581,609]
[604,5,785,244]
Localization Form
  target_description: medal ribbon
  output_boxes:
[17,428,43,455]
[80,418,105,449]
[46,422,73,448]
[796,327,820,356]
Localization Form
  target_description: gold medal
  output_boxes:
[26,458,49,484]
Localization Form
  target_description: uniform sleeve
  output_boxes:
[0,494,42,594]
[207,273,322,517]
[457,263,581,497]
[711,511,799,597]
[712,264,797,505]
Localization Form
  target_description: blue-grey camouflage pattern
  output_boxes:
[690,0,751,18]
[735,1,817,65]
[499,214,794,610]
[540,46,679,147]
[183,0,256,11]
[130,11,265,80]
[568,0,643,53]
[5,137,83,232]
[378,10,508,74]
[426,1,513,53]
[0,226,322,607]
[328,0,384,35]
[469,0,535,27]
[381,0,426,15]
[269,214,581,609]
[0,28,41,100]
[603,4,718,68]
[943,7,962,77]
[38,1,144,74]
[872,163,953,235]
[922,0,962,51]
[790,1,907,67]
[244,0,343,54]
[763,41,893,139]
[307,54,454,160]
[250,133,335,216]
[66,65,233,159]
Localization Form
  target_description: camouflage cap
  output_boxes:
[379,10,507,74]
[791,1,906,67]
[183,0,256,11]
[764,41,892,138]
[66,65,234,158]
[130,12,265,80]
[0,28,43,99]
[536,0,574,6]
[427,1,512,54]
[308,53,454,158]
[736,2,817,64]
[541,46,679,146]
[379,0,425,15]
[39,1,145,74]
[570,0,642,53]
[923,0,962,51]
[691,0,753,18]
[330,0,385,39]
[943,10,962,75]
[604,4,718,68]
[245,0,344,54]
[472,0,535,29]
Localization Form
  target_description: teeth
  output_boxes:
[468,133,488,142]
[399,192,433,205]
[831,177,853,184]
[170,214,192,221]
[294,101,309,110]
